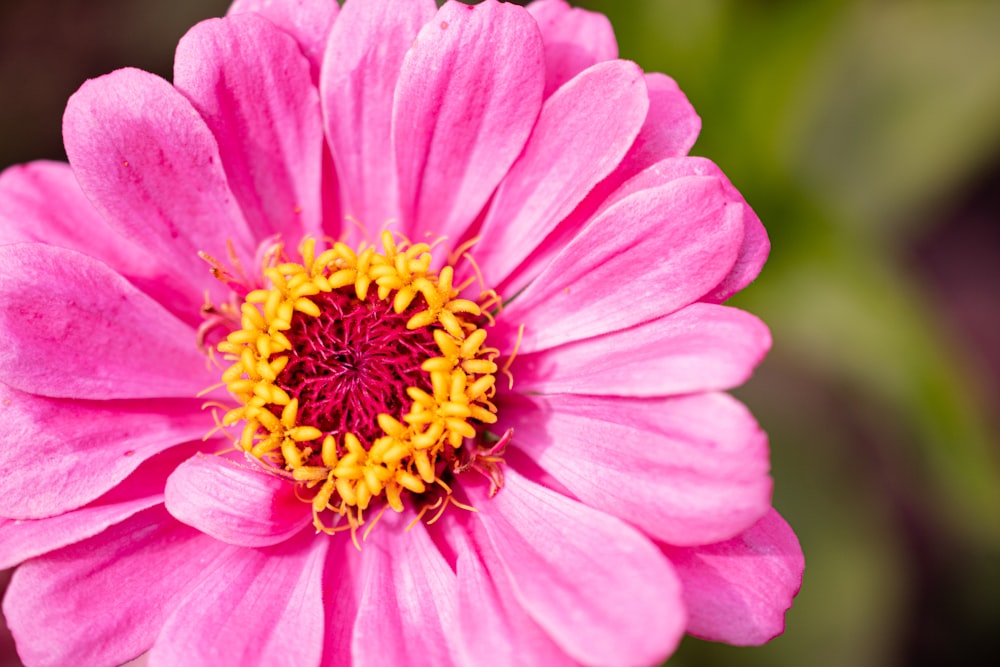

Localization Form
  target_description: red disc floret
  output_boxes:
[275,290,438,446]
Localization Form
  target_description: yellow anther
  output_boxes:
[290,281,320,300]
[364,468,384,497]
[321,435,338,468]
[461,328,488,357]
[468,375,495,400]
[438,311,465,339]
[397,472,426,494]
[356,480,373,510]
[246,289,270,303]
[462,358,497,374]
[256,408,281,432]
[282,440,306,468]
[413,450,435,483]
[441,402,472,419]
[276,301,294,325]
[385,483,404,512]
[240,303,266,330]
[240,423,257,451]
[263,267,288,292]
[222,362,245,384]
[294,297,321,317]
[227,379,254,395]
[313,479,336,512]
[406,310,438,331]
[281,399,299,429]
[293,466,329,482]
[300,238,316,271]
[222,407,245,426]
[289,426,323,442]
[264,289,283,322]
[376,414,407,439]
[393,286,417,313]
[255,335,272,359]
[328,269,356,289]
[344,433,365,457]
[335,478,358,506]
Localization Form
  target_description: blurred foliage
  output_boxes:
[577,0,1000,665]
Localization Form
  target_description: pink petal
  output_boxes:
[227,0,338,77]
[63,67,254,299]
[662,509,804,645]
[475,59,648,289]
[446,519,577,667]
[0,445,197,568]
[590,156,769,303]
[319,537,363,667]
[393,0,544,244]
[151,529,327,667]
[514,302,771,396]
[0,244,213,400]
[0,161,200,321]
[174,13,324,243]
[702,203,770,303]
[527,0,618,97]
[561,73,700,218]
[504,392,772,546]
[0,383,207,520]
[165,453,311,547]
[352,517,457,667]
[321,0,437,232]
[618,73,700,169]
[0,161,146,278]
[499,175,745,352]
[3,507,235,667]
[469,469,685,667]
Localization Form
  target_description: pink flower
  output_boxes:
[0,0,803,665]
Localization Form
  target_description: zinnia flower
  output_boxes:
[0,0,803,665]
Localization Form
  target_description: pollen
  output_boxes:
[210,232,506,540]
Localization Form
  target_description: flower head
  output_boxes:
[0,1,803,666]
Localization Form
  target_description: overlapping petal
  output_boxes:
[165,454,312,548]
[393,0,545,244]
[319,538,362,667]
[514,302,771,396]
[662,509,804,645]
[0,161,145,278]
[227,0,338,76]
[0,245,213,401]
[448,520,579,667]
[527,0,618,97]
[0,446,197,568]
[499,175,745,350]
[174,13,324,243]
[3,507,234,667]
[504,392,772,545]
[321,0,436,232]
[476,59,648,289]
[469,469,686,667]
[352,519,457,667]
[151,529,328,667]
[63,67,254,300]
[0,161,198,321]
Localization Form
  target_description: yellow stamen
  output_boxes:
[205,232,510,539]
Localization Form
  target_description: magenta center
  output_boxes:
[274,290,437,444]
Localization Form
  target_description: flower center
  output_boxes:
[276,290,438,446]
[211,233,507,538]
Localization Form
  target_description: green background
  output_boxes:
[1,1,999,665]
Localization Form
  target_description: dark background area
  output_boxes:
[2,1,1000,666]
